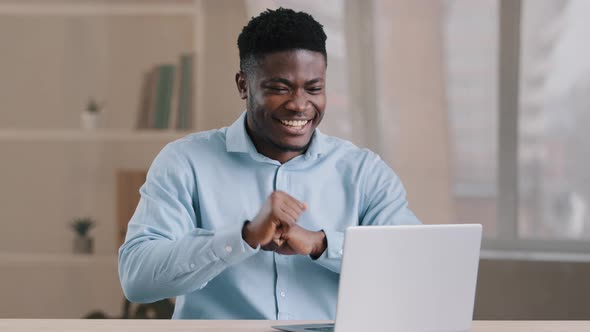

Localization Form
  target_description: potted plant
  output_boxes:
[70,217,95,254]
[81,98,103,130]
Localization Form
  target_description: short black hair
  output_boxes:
[237,7,327,74]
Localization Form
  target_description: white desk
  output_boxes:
[1,320,589,332]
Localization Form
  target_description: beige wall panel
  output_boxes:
[373,0,454,225]
[197,0,248,131]
[0,16,69,128]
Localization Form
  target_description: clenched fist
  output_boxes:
[271,224,327,258]
[242,191,307,249]
[242,191,327,258]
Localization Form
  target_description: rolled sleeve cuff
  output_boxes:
[315,229,344,261]
[211,222,259,265]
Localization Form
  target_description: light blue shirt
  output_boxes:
[118,112,420,320]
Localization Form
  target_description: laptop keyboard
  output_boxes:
[304,327,334,332]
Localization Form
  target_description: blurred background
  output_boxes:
[1,0,589,320]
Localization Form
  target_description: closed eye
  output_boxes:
[267,86,289,93]
[307,87,323,94]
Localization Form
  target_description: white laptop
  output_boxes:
[273,224,482,332]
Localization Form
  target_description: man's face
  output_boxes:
[237,49,327,153]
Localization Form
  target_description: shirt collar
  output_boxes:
[225,111,325,160]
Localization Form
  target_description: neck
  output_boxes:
[245,125,305,164]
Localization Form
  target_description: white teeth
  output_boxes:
[280,119,309,127]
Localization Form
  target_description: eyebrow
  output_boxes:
[264,77,324,86]
[305,78,324,85]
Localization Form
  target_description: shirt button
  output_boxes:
[190,263,195,269]
[225,245,233,253]
[339,249,343,255]
[280,291,286,297]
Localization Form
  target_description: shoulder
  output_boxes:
[167,128,227,153]
[320,133,383,169]
[148,128,229,174]
[159,128,230,160]
[319,133,400,186]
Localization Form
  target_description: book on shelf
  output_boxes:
[136,54,195,131]
[136,68,157,129]
[168,63,181,132]
[176,53,194,130]
[153,64,176,129]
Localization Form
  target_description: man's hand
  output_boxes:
[242,191,307,249]
[270,225,327,258]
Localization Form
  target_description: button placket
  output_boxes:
[273,166,291,319]
[274,166,286,192]
[274,253,290,319]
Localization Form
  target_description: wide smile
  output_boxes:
[279,119,309,129]
[275,118,312,134]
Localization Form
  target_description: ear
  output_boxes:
[235,71,248,100]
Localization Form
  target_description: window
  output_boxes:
[442,0,499,236]
[387,0,590,256]
[519,0,590,240]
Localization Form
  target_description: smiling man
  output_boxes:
[118,8,420,320]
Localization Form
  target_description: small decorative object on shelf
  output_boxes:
[70,217,96,254]
[81,98,103,130]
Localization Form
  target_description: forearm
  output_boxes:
[309,230,328,259]
[118,225,257,303]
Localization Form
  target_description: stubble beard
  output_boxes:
[248,101,312,153]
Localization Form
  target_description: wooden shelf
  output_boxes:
[0,1,196,16]
[0,252,118,266]
[0,129,192,142]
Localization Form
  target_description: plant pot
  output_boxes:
[73,236,94,254]
[81,112,100,130]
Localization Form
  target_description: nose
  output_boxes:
[285,89,309,113]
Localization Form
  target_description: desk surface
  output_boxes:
[1,320,589,332]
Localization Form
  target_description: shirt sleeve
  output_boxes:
[312,152,421,274]
[360,156,422,227]
[118,143,259,304]
[310,229,344,273]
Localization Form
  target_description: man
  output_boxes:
[118,8,420,320]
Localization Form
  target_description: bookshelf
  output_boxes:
[0,0,250,318]
[0,252,117,267]
[0,129,192,142]
[0,0,215,318]
[0,252,121,318]
[0,0,202,133]
[0,2,196,16]
[0,0,201,247]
